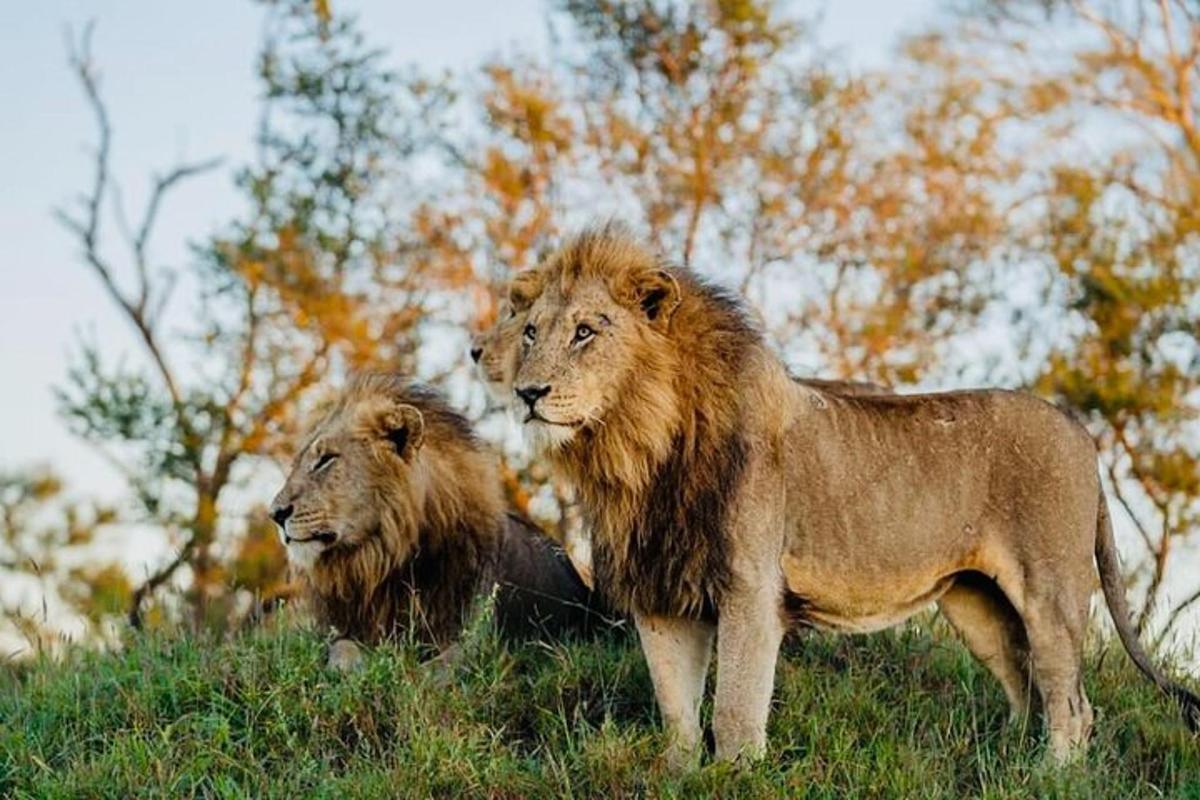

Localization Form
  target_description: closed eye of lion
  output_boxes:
[506,224,1200,768]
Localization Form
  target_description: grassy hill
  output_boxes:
[2,615,1198,798]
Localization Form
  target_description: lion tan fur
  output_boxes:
[470,299,527,402]
[271,374,505,651]
[508,225,1199,766]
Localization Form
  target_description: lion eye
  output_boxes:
[523,323,537,343]
[312,453,339,473]
[573,323,595,343]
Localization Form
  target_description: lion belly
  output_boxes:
[777,387,1099,631]
[781,551,957,632]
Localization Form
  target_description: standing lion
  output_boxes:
[268,373,610,671]
[506,225,1199,766]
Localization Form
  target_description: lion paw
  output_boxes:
[663,739,703,772]
[326,638,364,673]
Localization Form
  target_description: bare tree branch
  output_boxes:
[1163,585,1200,638]
[55,24,220,465]
[1105,454,1158,556]
[128,536,197,630]
[133,157,223,317]
[1138,511,1175,636]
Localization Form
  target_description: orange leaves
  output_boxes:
[481,147,530,209]
[483,64,574,153]
[408,205,477,290]
[501,460,533,521]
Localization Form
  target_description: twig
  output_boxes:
[128,536,197,630]
[1163,585,1200,639]
[133,157,223,316]
[1137,512,1174,636]
[1104,455,1157,557]
[56,24,219,455]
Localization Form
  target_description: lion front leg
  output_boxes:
[712,584,785,762]
[635,613,715,769]
[326,637,364,672]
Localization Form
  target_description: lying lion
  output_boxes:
[268,373,610,671]
[505,225,1199,766]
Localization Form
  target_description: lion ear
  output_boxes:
[508,268,545,313]
[363,401,425,461]
[624,268,681,330]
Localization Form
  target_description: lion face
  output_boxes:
[470,300,526,401]
[268,396,425,570]
[511,265,680,451]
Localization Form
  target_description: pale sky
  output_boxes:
[0,0,941,500]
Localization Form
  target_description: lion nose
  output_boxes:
[515,384,551,410]
[469,346,483,363]
[270,504,294,528]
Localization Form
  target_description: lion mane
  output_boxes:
[528,229,761,621]
[468,276,883,598]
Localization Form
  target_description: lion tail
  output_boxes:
[1095,487,1200,732]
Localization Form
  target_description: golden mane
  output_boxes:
[277,372,612,651]
[537,228,762,619]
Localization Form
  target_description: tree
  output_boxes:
[56,2,456,629]
[49,0,1194,647]
[499,0,1011,385]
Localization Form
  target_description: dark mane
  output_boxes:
[312,521,492,648]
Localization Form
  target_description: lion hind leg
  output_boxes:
[938,572,1036,724]
[1021,590,1094,765]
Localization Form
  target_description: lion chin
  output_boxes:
[284,539,328,571]
[524,419,578,451]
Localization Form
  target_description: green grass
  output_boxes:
[2,616,1198,798]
